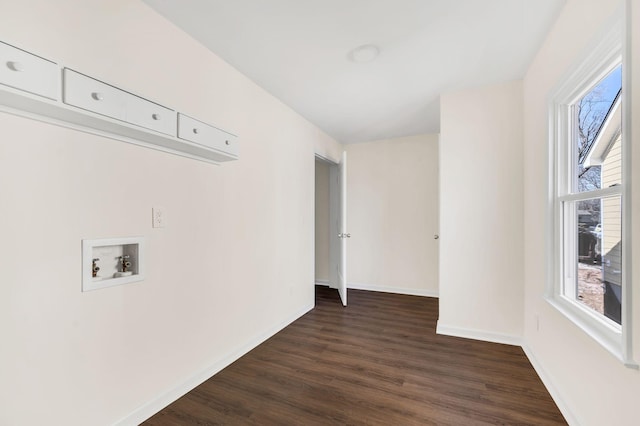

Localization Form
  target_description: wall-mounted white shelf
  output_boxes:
[0,40,238,164]
[82,237,145,292]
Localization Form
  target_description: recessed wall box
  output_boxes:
[82,237,145,291]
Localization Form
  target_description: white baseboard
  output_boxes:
[113,302,314,426]
[315,279,330,286]
[348,282,439,298]
[436,321,522,346]
[521,344,579,426]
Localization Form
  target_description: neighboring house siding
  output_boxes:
[602,133,621,286]
[602,133,622,187]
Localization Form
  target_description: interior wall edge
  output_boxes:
[521,344,581,426]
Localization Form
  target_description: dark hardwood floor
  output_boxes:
[144,287,566,425]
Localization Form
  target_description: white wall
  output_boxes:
[0,1,341,425]
[522,0,640,424]
[439,80,524,343]
[315,160,330,282]
[345,134,439,297]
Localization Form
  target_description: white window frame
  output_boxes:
[546,8,636,368]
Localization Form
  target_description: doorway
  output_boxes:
[314,153,348,306]
[314,157,331,288]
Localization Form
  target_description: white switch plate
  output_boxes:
[152,206,166,228]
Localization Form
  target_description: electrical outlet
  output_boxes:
[152,206,166,228]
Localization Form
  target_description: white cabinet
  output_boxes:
[0,41,238,164]
[125,92,176,136]
[63,69,177,136]
[178,114,238,158]
[63,69,126,120]
[0,41,57,100]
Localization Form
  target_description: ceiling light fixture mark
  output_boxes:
[347,44,380,63]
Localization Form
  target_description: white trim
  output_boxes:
[0,103,223,165]
[544,296,638,368]
[621,0,635,368]
[113,302,314,426]
[435,322,521,346]
[314,152,339,166]
[521,345,580,426]
[557,185,622,202]
[348,282,439,298]
[315,279,330,286]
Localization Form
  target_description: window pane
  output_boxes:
[602,196,622,324]
[576,199,602,314]
[574,197,622,325]
[575,65,622,193]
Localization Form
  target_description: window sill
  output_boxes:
[545,294,637,369]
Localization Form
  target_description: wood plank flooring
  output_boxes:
[144,287,566,425]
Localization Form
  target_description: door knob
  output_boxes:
[434,234,439,240]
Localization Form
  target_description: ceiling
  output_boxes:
[143,0,565,144]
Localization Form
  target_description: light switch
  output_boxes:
[152,206,166,228]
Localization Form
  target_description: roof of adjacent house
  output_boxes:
[583,89,622,168]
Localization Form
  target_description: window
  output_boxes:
[570,67,622,323]
[548,16,634,367]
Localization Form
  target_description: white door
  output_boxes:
[337,151,348,306]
